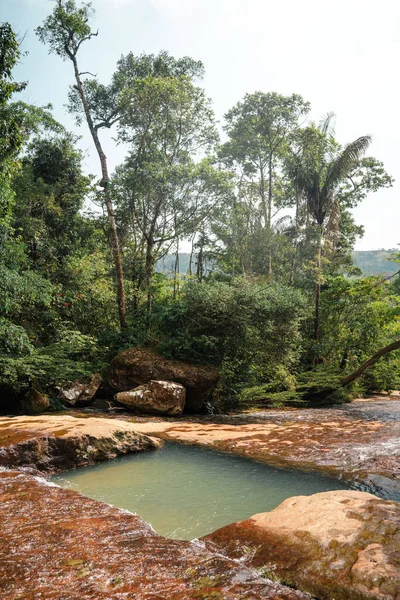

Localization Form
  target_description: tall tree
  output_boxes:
[36,0,127,328]
[286,123,372,347]
[0,23,27,238]
[221,92,310,276]
[113,75,228,311]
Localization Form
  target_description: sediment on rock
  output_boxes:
[0,470,309,600]
[0,415,160,473]
[203,490,400,600]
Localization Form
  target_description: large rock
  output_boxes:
[115,380,185,416]
[109,347,218,412]
[0,415,160,472]
[20,388,49,414]
[59,373,102,406]
[203,490,400,600]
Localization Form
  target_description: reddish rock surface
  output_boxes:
[109,347,219,412]
[129,398,400,493]
[0,470,309,600]
[0,415,159,473]
[203,490,400,600]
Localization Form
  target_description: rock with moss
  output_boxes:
[58,373,102,407]
[115,380,186,416]
[109,348,218,412]
[203,490,400,600]
[20,388,49,414]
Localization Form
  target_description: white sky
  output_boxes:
[2,0,400,250]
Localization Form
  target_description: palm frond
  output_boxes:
[318,112,336,137]
[323,135,371,194]
[272,214,292,234]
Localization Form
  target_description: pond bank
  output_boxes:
[0,399,399,599]
[126,397,400,497]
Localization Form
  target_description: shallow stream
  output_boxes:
[51,442,354,540]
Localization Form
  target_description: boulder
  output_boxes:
[20,388,49,414]
[115,380,186,416]
[203,490,400,600]
[59,373,102,406]
[109,348,218,412]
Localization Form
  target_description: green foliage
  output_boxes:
[0,10,398,412]
[0,318,34,357]
[36,1,94,60]
[0,329,102,395]
[152,278,306,405]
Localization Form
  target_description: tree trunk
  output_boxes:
[267,154,273,277]
[290,191,301,285]
[173,239,180,299]
[339,340,400,387]
[145,240,154,313]
[314,227,323,344]
[70,58,126,329]
[305,339,400,402]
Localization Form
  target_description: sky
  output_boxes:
[2,0,399,251]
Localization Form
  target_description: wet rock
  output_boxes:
[0,415,160,472]
[109,347,219,412]
[115,380,186,416]
[203,490,400,600]
[0,470,309,599]
[20,387,50,414]
[130,399,400,490]
[59,373,102,406]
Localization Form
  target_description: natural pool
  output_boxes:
[51,442,354,540]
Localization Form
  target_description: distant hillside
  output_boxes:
[156,253,193,275]
[156,250,399,277]
[353,250,399,276]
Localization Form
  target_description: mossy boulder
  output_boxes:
[20,388,49,414]
[109,348,218,412]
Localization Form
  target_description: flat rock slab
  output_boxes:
[129,399,400,492]
[203,490,400,600]
[0,415,159,473]
[0,470,309,600]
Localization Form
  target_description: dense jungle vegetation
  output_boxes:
[1,1,399,411]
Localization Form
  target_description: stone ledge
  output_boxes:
[0,415,160,473]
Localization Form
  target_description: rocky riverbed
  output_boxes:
[0,399,399,599]
[128,397,400,497]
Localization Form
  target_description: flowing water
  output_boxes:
[51,442,353,540]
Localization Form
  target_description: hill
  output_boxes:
[157,251,399,277]
[353,250,399,276]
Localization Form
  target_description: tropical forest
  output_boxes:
[0,2,399,599]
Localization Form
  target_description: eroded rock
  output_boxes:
[115,380,186,416]
[20,388,49,414]
[109,347,218,412]
[59,373,102,406]
[0,470,310,600]
[203,490,400,600]
[0,415,159,472]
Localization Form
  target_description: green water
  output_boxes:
[51,442,352,540]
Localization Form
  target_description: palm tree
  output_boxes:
[287,120,371,349]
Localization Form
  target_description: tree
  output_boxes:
[286,122,372,347]
[37,0,127,328]
[220,92,310,276]
[0,23,27,238]
[113,75,229,312]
